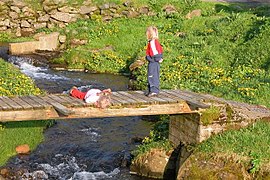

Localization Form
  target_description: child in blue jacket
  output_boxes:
[145,26,163,97]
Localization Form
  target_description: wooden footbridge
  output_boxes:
[0,90,210,122]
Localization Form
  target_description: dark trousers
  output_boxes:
[147,61,160,94]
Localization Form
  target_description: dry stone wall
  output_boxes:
[169,93,270,146]
[0,0,168,36]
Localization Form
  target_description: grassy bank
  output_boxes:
[0,58,50,166]
[41,1,270,107]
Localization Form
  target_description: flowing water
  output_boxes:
[0,46,153,180]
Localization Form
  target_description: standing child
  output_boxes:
[145,26,163,97]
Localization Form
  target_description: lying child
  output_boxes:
[70,87,111,109]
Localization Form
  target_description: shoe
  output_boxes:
[146,92,158,97]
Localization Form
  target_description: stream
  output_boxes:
[0,46,153,180]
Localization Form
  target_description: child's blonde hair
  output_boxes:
[96,93,111,109]
[146,26,159,40]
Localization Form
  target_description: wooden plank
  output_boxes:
[164,90,209,109]
[135,91,168,104]
[127,91,156,104]
[0,98,13,111]
[0,109,59,122]
[20,96,44,109]
[159,91,183,103]
[155,92,179,103]
[50,102,74,116]
[110,96,122,106]
[0,96,23,110]
[52,95,78,107]
[113,92,138,104]
[63,95,88,107]
[68,102,192,119]
[48,94,67,104]
[28,95,52,109]
[11,97,33,110]
[111,92,134,105]
[117,91,148,105]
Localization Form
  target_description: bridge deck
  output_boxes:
[0,90,210,122]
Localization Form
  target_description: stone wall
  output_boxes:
[169,93,270,146]
[0,0,175,37]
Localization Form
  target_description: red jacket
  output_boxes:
[146,39,163,57]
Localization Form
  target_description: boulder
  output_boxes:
[79,6,98,14]
[34,22,47,29]
[99,3,110,10]
[186,9,202,19]
[51,11,73,23]
[0,19,10,27]
[129,58,146,71]
[20,27,35,36]
[0,168,9,177]
[38,14,51,22]
[11,0,26,8]
[33,32,46,40]
[130,148,175,179]
[58,6,78,14]
[22,6,35,14]
[38,32,60,51]
[102,15,112,21]
[0,26,7,31]
[9,11,19,19]
[70,39,87,47]
[139,6,149,15]
[163,5,177,14]
[127,11,140,18]
[59,35,67,43]
[21,20,31,28]
[15,27,21,37]
[15,144,30,154]
[10,6,21,13]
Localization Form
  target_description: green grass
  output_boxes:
[0,58,50,166]
[0,121,54,166]
[41,1,270,107]
[0,59,42,96]
[197,121,270,172]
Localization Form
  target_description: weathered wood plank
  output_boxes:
[127,91,156,104]
[111,92,133,105]
[0,109,59,122]
[53,95,79,107]
[50,102,74,116]
[110,96,122,106]
[63,95,88,107]
[28,95,52,109]
[68,102,192,119]
[114,92,138,104]
[159,91,183,103]
[48,94,67,104]
[163,90,209,109]
[11,97,33,110]
[0,96,23,110]
[0,98,13,111]
[20,96,44,109]
[117,91,148,105]
[135,91,168,104]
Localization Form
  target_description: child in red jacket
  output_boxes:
[145,26,163,97]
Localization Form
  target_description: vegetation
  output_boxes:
[0,59,42,96]
[42,1,270,108]
[0,58,49,166]
[197,121,270,175]
[132,115,172,157]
